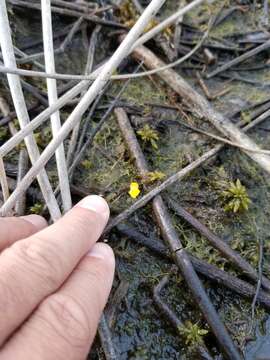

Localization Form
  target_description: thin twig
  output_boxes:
[0,96,28,215]
[251,220,264,325]
[207,39,270,79]
[17,17,84,65]
[98,314,118,360]
[68,73,137,178]
[0,0,202,154]
[174,116,270,156]
[66,25,101,166]
[51,0,97,12]
[72,84,109,165]
[0,0,61,220]
[14,46,45,70]
[15,149,28,216]
[0,156,9,204]
[41,0,72,212]
[0,103,41,127]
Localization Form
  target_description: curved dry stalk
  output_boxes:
[17,17,84,65]
[66,25,101,166]
[176,118,270,155]
[41,0,72,212]
[0,96,28,215]
[0,0,167,215]
[0,156,9,204]
[0,97,10,206]
[15,149,28,215]
[0,0,61,220]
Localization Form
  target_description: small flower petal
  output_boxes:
[129,182,140,199]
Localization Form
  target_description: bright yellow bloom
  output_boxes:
[129,182,140,199]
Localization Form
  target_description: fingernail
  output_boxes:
[21,214,47,229]
[76,195,110,222]
[87,243,115,264]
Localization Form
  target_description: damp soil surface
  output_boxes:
[3,1,270,359]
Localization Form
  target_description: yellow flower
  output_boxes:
[129,182,140,199]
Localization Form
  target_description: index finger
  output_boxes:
[0,195,109,346]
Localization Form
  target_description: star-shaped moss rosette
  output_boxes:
[223,179,251,213]
[178,321,208,346]
[137,124,159,150]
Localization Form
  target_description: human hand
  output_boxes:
[0,195,115,360]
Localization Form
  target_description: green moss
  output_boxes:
[178,321,208,346]
[110,78,167,106]
[29,203,43,214]
[222,179,251,213]
[137,124,159,150]
[0,127,8,140]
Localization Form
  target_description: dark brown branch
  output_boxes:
[153,275,214,360]
[116,223,270,310]
[114,108,242,360]
[98,314,118,360]
[166,197,270,291]
[207,39,270,79]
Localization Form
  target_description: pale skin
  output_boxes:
[0,195,115,360]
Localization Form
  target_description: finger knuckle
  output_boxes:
[42,293,90,349]
[11,239,62,289]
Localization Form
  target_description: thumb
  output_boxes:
[1,242,115,360]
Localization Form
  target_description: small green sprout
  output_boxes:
[146,170,166,183]
[241,110,251,125]
[30,203,43,214]
[179,321,208,345]
[0,127,7,140]
[223,179,251,213]
[137,124,159,149]
[81,160,93,169]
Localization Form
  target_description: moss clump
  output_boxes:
[29,203,43,214]
[0,127,8,140]
[144,170,166,183]
[81,159,93,169]
[178,321,208,346]
[222,179,251,213]
[137,124,159,150]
